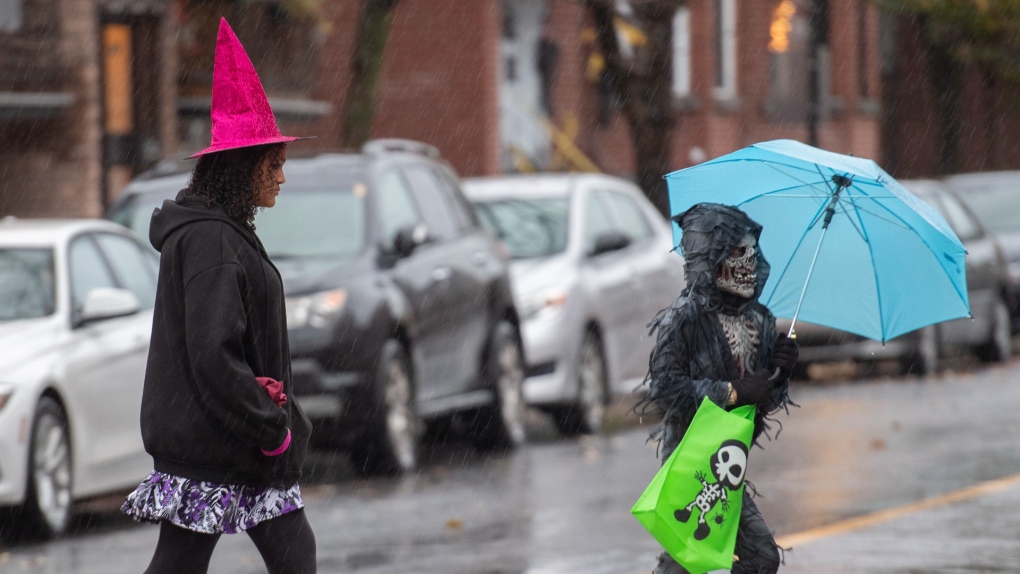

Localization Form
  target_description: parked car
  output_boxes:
[777,179,1011,376]
[0,218,157,538]
[462,174,685,434]
[106,139,526,475]
[944,171,1020,331]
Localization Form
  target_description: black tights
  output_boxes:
[143,508,316,574]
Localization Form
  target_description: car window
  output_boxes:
[584,190,616,254]
[403,164,461,241]
[434,167,479,230]
[934,191,982,242]
[258,186,367,260]
[68,235,119,314]
[603,190,653,242]
[377,169,422,242]
[473,197,570,259]
[107,193,171,248]
[0,248,55,321]
[950,180,1020,234]
[93,233,158,309]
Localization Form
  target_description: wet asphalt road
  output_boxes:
[3,354,1020,573]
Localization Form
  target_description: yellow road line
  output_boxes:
[775,472,1020,548]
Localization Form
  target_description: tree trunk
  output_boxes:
[928,41,960,175]
[341,0,399,149]
[586,0,681,217]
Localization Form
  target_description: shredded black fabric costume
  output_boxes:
[637,204,794,574]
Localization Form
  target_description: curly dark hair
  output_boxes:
[183,143,285,231]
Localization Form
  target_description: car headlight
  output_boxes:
[519,288,568,320]
[286,289,348,329]
[0,385,14,412]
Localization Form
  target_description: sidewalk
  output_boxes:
[776,473,1020,573]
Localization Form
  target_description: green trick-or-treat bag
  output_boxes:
[632,397,756,574]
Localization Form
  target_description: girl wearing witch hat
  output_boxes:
[121,18,316,574]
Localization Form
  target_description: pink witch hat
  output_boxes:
[188,18,310,158]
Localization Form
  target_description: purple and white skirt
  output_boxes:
[121,470,303,534]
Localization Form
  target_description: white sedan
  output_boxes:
[464,174,685,435]
[0,218,156,538]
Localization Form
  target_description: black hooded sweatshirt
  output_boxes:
[641,203,792,461]
[141,190,310,488]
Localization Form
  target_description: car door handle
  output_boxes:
[432,267,452,282]
[472,252,489,266]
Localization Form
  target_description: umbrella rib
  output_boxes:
[841,197,914,231]
[814,163,837,194]
[762,162,834,196]
[834,197,869,242]
[692,157,827,178]
[848,197,888,343]
[733,180,830,212]
[762,199,831,309]
[850,187,971,315]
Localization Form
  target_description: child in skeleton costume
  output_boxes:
[640,203,799,574]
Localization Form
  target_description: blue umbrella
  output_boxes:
[666,139,970,342]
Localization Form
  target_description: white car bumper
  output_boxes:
[0,387,33,506]
[520,309,576,406]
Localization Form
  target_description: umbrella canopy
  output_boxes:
[666,139,970,343]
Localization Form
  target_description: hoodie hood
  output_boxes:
[672,203,770,312]
[149,190,261,255]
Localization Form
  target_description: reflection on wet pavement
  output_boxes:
[4,359,1020,572]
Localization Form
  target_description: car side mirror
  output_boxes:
[590,231,631,257]
[393,223,429,259]
[78,287,140,326]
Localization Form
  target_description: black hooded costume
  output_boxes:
[640,203,795,574]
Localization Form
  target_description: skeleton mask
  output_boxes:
[717,233,758,298]
[710,440,749,490]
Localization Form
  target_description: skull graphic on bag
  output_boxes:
[673,439,750,540]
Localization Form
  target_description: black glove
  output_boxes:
[771,333,799,375]
[730,369,773,407]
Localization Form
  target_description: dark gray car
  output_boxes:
[945,171,1020,332]
[106,140,526,475]
[776,179,1011,376]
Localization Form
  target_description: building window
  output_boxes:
[766,0,811,122]
[0,0,22,33]
[713,0,737,100]
[672,6,691,97]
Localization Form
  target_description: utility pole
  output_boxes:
[806,0,828,146]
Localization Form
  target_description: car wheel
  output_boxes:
[471,321,527,452]
[554,332,608,436]
[976,296,1012,363]
[899,325,940,376]
[21,397,73,540]
[349,340,419,476]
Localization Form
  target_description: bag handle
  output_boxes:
[729,404,756,423]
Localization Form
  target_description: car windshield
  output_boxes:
[0,248,56,321]
[107,193,171,247]
[473,197,570,259]
[256,183,367,260]
[950,183,1020,233]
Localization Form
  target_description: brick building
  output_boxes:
[303,0,884,187]
[881,14,1020,178]
[0,0,176,218]
[0,0,886,218]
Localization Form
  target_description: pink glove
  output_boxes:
[261,429,291,456]
[255,376,288,407]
